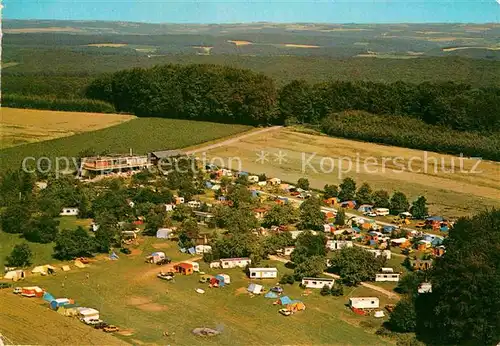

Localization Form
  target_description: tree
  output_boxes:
[144,209,168,236]
[410,196,428,219]
[294,255,326,280]
[323,184,339,199]
[227,184,254,209]
[356,183,373,205]
[328,246,385,286]
[0,203,31,234]
[53,227,96,260]
[338,177,356,201]
[258,173,267,182]
[262,232,294,256]
[279,274,295,285]
[299,197,325,231]
[291,231,327,264]
[172,204,193,221]
[396,271,426,298]
[390,191,410,215]
[6,243,32,267]
[373,190,390,208]
[334,208,346,226]
[24,215,59,243]
[320,284,331,296]
[180,218,200,240]
[330,282,344,296]
[389,298,417,333]
[415,210,500,345]
[226,207,259,234]
[262,204,297,228]
[297,178,310,191]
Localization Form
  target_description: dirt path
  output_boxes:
[185,126,283,155]
[269,255,400,300]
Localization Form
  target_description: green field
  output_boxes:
[18,238,394,345]
[0,117,252,172]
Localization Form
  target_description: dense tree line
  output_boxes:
[3,94,115,113]
[321,111,500,161]
[86,64,278,124]
[281,80,500,133]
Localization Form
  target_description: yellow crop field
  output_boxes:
[204,128,500,217]
[87,43,128,47]
[1,108,134,149]
[227,40,253,46]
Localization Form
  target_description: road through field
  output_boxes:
[185,126,283,155]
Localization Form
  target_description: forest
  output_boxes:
[5,61,500,160]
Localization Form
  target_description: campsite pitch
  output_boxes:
[202,127,500,217]
[17,238,392,345]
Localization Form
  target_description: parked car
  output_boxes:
[0,283,12,289]
[13,287,22,294]
[94,322,109,330]
[82,318,103,325]
[364,212,377,217]
[278,308,292,316]
[156,258,172,265]
[120,248,132,255]
[157,272,175,281]
[76,257,90,264]
[103,325,120,333]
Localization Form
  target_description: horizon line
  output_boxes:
[4,18,499,25]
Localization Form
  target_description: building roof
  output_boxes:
[150,150,185,159]
[302,277,334,281]
[221,257,251,262]
[176,262,194,269]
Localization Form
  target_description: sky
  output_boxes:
[3,0,500,24]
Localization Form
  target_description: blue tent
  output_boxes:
[239,171,249,176]
[251,190,258,198]
[214,275,225,287]
[109,252,119,260]
[352,227,361,233]
[278,296,292,305]
[187,247,196,255]
[43,292,55,302]
[205,181,213,188]
[369,240,377,246]
[265,291,278,299]
[383,225,396,233]
[218,196,226,201]
[271,286,284,293]
[426,216,444,222]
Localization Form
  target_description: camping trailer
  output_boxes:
[21,286,44,298]
[326,240,353,251]
[60,207,79,216]
[78,307,100,322]
[349,297,380,310]
[249,268,278,279]
[301,277,335,289]
[375,273,400,282]
[219,258,251,269]
[375,208,390,216]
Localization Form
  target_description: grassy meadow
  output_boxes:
[0,117,252,172]
[204,127,500,217]
[14,238,394,345]
[1,108,133,149]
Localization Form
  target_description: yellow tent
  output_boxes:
[74,260,86,268]
[61,265,71,272]
[287,302,306,312]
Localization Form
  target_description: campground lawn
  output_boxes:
[18,238,394,345]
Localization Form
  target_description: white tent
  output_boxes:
[156,228,172,239]
[218,274,231,284]
[32,265,56,275]
[3,270,25,281]
[247,283,263,294]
